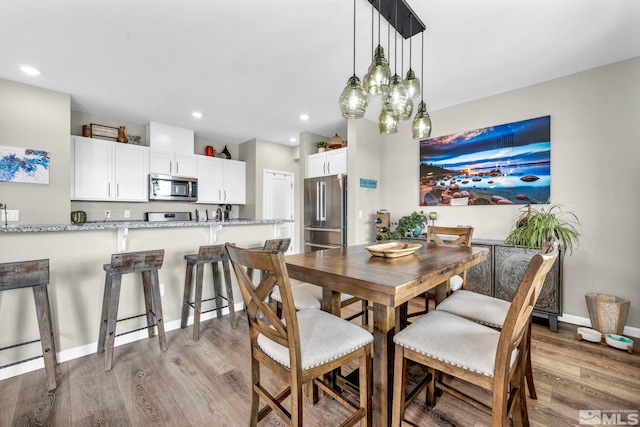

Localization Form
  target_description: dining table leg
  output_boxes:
[373,301,395,427]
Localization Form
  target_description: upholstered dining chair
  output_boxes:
[403,225,474,324]
[391,237,559,426]
[225,243,373,426]
[435,239,559,399]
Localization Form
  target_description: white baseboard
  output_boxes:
[558,313,640,338]
[0,303,244,382]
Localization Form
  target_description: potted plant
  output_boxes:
[389,211,429,239]
[505,203,580,254]
[316,141,328,153]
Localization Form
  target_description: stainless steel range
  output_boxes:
[145,212,192,222]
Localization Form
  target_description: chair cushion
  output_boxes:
[271,283,354,310]
[257,309,373,370]
[450,274,464,292]
[393,311,508,377]
[436,290,510,329]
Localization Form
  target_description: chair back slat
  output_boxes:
[196,244,230,263]
[426,226,474,247]
[262,238,291,252]
[106,249,164,274]
[0,259,49,290]
[226,243,301,362]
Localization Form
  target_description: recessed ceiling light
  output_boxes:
[299,114,309,121]
[192,111,203,119]
[20,65,41,76]
[289,137,297,143]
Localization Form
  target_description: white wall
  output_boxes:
[379,57,640,328]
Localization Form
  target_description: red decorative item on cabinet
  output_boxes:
[205,146,214,157]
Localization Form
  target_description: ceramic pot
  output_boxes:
[116,126,128,143]
[205,146,214,156]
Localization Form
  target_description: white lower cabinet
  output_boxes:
[196,156,246,204]
[71,136,149,201]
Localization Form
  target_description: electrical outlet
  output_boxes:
[124,210,130,218]
[159,284,165,296]
[1,210,19,221]
[104,210,111,219]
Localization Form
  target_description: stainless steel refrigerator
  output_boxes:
[304,174,347,252]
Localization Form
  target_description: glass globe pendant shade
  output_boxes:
[363,45,391,95]
[404,68,421,99]
[339,75,368,119]
[412,101,432,139]
[398,97,413,121]
[383,74,409,117]
[379,109,398,134]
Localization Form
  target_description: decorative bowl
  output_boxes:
[577,327,602,343]
[605,333,633,352]
[365,242,421,258]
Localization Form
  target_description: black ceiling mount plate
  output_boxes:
[367,0,425,39]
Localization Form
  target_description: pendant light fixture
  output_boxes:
[363,0,390,95]
[412,30,432,139]
[404,20,420,99]
[382,0,409,118]
[340,0,368,119]
[379,107,398,134]
[398,34,413,121]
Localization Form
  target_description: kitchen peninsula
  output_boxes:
[0,218,292,381]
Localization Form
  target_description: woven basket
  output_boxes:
[585,293,630,335]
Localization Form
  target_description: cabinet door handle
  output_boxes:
[108,182,111,198]
[224,190,227,201]
[170,162,172,174]
[219,190,221,200]
[327,161,331,175]
[117,183,119,198]
[323,162,326,175]
[176,162,179,175]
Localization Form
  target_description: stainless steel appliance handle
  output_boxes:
[304,242,343,249]
[315,182,320,221]
[319,181,327,221]
[304,227,341,232]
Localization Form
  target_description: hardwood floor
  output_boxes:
[1,311,638,426]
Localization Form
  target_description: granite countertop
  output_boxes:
[0,218,292,233]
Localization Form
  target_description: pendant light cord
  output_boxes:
[421,30,424,101]
[353,0,356,75]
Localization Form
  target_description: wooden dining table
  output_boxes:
[285,241,489,426]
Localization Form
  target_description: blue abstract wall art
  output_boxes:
[0,145,50,184]
[419,116,550,206]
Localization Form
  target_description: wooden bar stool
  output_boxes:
[181,244,237,341]
[0,259,57,390]
[97,249,166,371]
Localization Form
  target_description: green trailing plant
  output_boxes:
[389,211,428,239]
[505,203,580,254]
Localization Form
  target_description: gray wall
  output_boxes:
[0,79,71,224]
[378,56,640,328]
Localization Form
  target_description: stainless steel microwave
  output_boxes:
[149,173,197,201]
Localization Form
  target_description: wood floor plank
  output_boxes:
[67,352,130,427]
[111,339,190,427]
[9,361,70,426]
[0,374,21,424]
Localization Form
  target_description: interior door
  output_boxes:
[263,170,294,253]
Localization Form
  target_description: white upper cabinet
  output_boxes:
[149,150,197,177]
[147,121,197,177]
[71,136,149,201]
[196,156,246,204]
[307,147,348,178]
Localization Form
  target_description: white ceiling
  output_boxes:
[1,0,639,146]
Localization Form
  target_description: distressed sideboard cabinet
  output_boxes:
[403,237,562,331]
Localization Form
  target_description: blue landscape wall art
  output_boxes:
[0,145,50,184]
[419,116,550,206]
